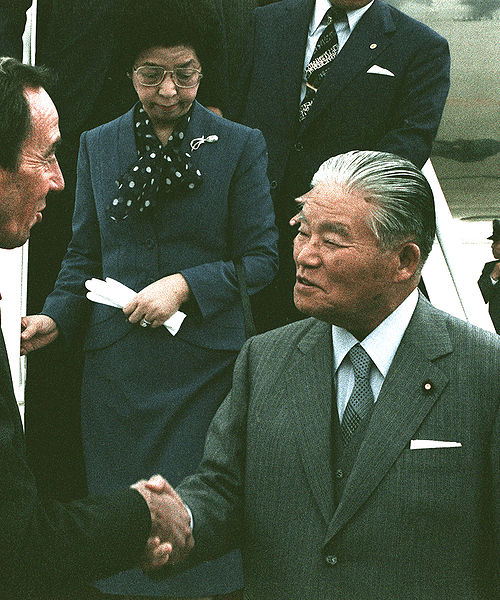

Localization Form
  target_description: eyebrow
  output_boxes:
[298,213,350,237]
[45,138,61,158]
[139,59,198,68]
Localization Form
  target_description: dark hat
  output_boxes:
[487,219,500,241]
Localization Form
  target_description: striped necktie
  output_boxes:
[299,6,345,121]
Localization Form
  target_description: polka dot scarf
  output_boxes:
[108,104,202,220]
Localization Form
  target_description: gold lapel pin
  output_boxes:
[370,43,377,50]
[422,381,433,393]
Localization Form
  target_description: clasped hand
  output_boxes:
[132,475,194,571]
[123,274,190,328]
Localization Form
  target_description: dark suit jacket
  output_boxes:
[478,260,500,333]
[0,330,151,599]
[42,101,278,351]
[231,0,450,212]
[176,295,500,599]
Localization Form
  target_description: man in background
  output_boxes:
[230,0,450,330]
[478,218,500,333]
[0,56,191,599]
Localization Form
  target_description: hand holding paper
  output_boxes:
[85,277,186,335]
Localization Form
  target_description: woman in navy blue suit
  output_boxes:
[21,1,277,598]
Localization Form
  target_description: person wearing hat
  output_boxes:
[478,219,500,334]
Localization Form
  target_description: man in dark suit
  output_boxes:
[151,150,499,599]
[0,57,193,599]
[478,218,500,333]
[0,0,229,503]
[230,0,450,330]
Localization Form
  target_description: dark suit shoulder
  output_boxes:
[380,0,448,45]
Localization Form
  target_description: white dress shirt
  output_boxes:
[301,0,375,102]
[333,288,419,421]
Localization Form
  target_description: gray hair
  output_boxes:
[311,150,436,268]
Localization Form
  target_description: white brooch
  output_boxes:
[190,135,219,151]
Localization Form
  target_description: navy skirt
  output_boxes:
[81,324,243,596]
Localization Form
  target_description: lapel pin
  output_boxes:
[190,135,219,151]
[370,43,377,49]
[422,381,433,394]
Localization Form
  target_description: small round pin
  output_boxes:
[370,43,377,49]
[422,381,433,393]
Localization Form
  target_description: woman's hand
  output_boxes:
[20,315,59,355]
[123,274,191,328]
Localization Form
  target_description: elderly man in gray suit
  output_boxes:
[150,150,499,599]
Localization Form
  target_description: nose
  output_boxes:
[50,158,65,192]
[157,72,177,97]
[294,235,322,267]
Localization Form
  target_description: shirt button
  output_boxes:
[294,142,303,152]
[145,238,155,249]
[335,469,344,479]
[325,555,338,566]
[270,180,278,190]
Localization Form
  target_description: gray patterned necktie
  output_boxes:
[341,344,374,445]
[299,6,345,121]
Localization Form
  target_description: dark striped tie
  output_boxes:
[299,6,345,121]
[341,344,374,445]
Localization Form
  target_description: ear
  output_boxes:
[394,242,420,282]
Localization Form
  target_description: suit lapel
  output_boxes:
[278,0,315,126]
[300,0,395,131]
[0,330,24,437]
[325,297,453,542]
[288,320,335,524]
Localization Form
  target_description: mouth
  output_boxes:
[295,274,320,289]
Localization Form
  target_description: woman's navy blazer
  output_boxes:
[43,102,278,351]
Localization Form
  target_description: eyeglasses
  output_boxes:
[132,66,203,88]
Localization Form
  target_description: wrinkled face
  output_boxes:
[0,87,64,249]
[329,0,373,10]
[492,239,500,260]
[293,182,404,337]
[131,45,201,133]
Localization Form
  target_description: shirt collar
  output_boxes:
[332,288,419,376]
[311,0,375,35]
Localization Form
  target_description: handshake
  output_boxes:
[131,475,194,571]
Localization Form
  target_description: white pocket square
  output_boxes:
[410,439,462,450]
[367,65,395,77]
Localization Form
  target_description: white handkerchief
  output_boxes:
[410,439,462,450]
[85,277,186,335]
[367,64,395,77]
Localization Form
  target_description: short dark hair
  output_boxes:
[311,151,436,269]
[0,57,52,171]
[117,0,223,73]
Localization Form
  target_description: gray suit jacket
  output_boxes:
[176,295,499,599]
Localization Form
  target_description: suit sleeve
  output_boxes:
[180,128,278,320]
[42,130,103,345]
[0,353,151,596]
[375,31,450,168]
[0,0,31,58]
[174,337,254,565]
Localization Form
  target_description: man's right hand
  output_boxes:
[20,315,59,355]
[132,475,194,568]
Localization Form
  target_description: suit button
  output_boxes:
[294,142,303,152]
[145,238,155,249]
[335,469,344,479]
[325,555,338,566]
[270,180,278,190]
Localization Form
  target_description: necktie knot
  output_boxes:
[325,6,346,25]
[349,344,372,379]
